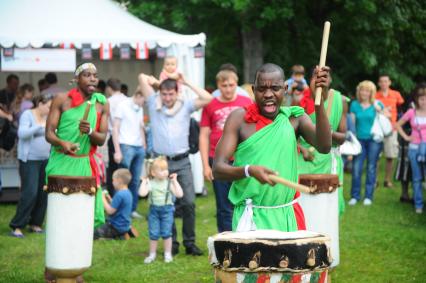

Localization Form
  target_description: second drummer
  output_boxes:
[213,63,332,232]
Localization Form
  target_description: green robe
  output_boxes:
[229,106,304,232]
[45,92,106,228]
[297,90,346,215]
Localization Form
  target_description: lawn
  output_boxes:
[0,162,425,283]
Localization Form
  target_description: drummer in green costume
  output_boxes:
[45,63,109,228]
[297,80,348,215]
[213,63,332,232]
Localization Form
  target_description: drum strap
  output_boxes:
[236,198,299,232]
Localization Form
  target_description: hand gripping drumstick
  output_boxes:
[80,101,92,135]
[268,174,313,194]
[314,21,331,106]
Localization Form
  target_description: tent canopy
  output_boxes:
[0,0,205,49]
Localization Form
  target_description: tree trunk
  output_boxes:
[241,27,264,84]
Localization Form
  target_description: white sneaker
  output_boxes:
[144,255,156,264]
[348,198,357,206]
[164,254,173,263]
[363,198,372,206]
[131,211,143,219]
[415,208,423,214]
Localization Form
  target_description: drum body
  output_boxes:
[208,230,331,283]
[298,174,339,267]
[45,176,96,279]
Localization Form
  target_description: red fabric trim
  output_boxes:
[293,191,306,230]
[299,88,315,115]
[89,111,102,186]
[67,88,85,108]
[244,103,273,131]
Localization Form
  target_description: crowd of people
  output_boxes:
[0,57,424,271]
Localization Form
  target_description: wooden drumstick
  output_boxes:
[268,175,312,194]
[80,101,92,135]
[314,21,331,106]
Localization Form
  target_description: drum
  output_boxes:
[298,174,340,267]
[208,230,331,283]
[45,176,97,282]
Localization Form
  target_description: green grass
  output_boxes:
[0,161,425,282]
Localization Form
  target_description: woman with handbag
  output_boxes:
[394,83,426,214]
[348,81,384,206]
[9,93,52,237]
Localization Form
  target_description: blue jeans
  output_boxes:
[351,139,383,200]
[119,144,145,212]
[209,158,233,232]
[408,147,424,209]
[148,205,175,240]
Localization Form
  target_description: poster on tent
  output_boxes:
[1,48,76,72]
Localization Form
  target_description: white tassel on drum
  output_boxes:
[236,199,257,232]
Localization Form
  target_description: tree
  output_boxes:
[119,0,426,95]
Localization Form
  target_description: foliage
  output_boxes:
[0,161,426,282]
[119,0,426,96]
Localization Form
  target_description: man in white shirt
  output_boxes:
[106,78,127,196]
[112,89,146,219]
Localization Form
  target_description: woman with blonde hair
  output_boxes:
[348,80,384,206]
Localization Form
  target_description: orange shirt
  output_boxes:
[375,89,404,125]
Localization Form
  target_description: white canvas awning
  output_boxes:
[0,0,206,49]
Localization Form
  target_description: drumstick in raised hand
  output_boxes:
[314,21,331,106]
[268,175,313,194]
[80,101,92,136]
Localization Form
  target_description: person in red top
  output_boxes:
[199,70,252,232]
[375,74,404,188]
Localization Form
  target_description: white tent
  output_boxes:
[0,0,206,89]
[0,0,206,193]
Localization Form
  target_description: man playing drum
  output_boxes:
[213,63,332,232]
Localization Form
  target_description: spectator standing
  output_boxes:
[105,78,127,196]
[211,64,250,98]
[199,70,252,232]
[112,90,146,219]
[395,83,426,214]
[38,79,49,93]
[9,94,52,237]
[138,73,213,256]
[41,72,65,97]
[0,74,19,112]
[375,74,404,188]
[11,83,35,123]
[349,81,384,206]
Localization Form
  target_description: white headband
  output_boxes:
[74,63,97,77]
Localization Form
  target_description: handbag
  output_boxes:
[371,107,392,142]
[339,131,362,156]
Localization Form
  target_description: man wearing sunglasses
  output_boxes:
[213,63,331,232]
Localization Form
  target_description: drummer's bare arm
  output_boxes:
[297,67,332,153]
[88,102,109,146]
[213,109,276,185]
[45,93,77,154]
[331,97,348,145]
